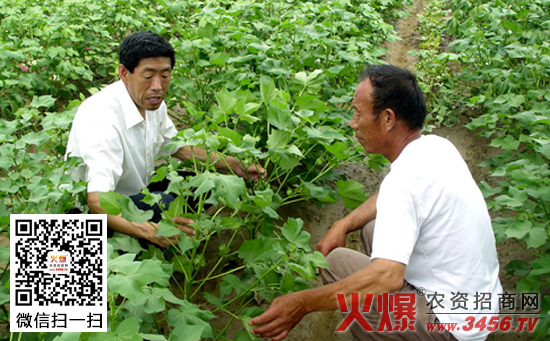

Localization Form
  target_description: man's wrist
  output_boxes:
[332,219,353,235]
[293,291,312,316]
[135,221,155,241]
[217,156,241,173]
[215,158,229,171]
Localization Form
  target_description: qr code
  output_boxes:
[10,214,107,332]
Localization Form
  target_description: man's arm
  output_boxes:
[171,145,266,181]
[87,192,194,248]
[317,192,378,256]
[249,258,405,341]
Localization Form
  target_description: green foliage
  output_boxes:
[418,0,550,338]
[163,0,404,119]
[410,0,459,129]
[0,0,408,339]
[0,0,171,117]
[0,97,87,218]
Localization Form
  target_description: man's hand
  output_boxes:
[172,146,267,181]
[316,220,348,257]
[226,157,267,181]
[249,292,307,341]
[317,194,379,256]
[238,163,267,181]
[144,216,195,248]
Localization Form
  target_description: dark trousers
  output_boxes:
[112,171,203,240]
[129,192,175,223]
[129,170,200,222]
[68,171,204,246]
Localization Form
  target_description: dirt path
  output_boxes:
[384,0,424,69]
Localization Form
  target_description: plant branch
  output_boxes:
[213,259,283,313]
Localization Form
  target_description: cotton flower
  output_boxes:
[86,47,91,51]
[21,65,28,72]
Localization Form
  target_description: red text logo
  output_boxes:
[337,293,416,332]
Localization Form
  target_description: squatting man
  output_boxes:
[65,31,265,247]
[249,65,502,341]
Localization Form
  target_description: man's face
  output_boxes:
[119,56,172,117]
[350,80,385,154]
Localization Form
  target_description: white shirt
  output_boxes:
[65,80,177,196]
[371,135,502,341]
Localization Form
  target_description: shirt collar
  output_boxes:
[390,135,424,169]
[116,80,145,129]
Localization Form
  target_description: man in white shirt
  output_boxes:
[66,31,264,248]
[249,65,501,341]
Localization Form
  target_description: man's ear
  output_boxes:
[382,108,397,131]
[118,64,129,84]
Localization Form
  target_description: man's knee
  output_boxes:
[159,193,175,208]
[321,247,348,284]
[360,219,376,256]
[325,247,351,266]
[321,247,369,285]
[324,247,357,272]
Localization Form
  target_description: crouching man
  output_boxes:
[249,65,502,341]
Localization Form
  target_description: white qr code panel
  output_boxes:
[10,214,107,332]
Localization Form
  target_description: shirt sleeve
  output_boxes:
[370,173,421,266]
[156,103,178,156]
[73,110,124,193]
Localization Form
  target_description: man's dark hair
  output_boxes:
[119,31,175,73]
[359,65,426,130]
